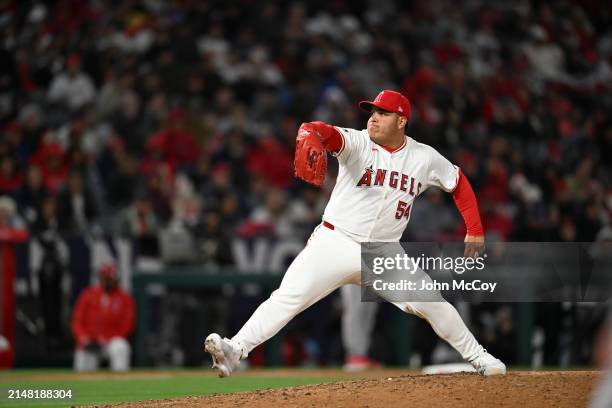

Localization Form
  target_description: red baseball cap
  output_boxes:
[98,263,118,280]
[359,90,412,120]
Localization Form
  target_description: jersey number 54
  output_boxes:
[395,200,412,220]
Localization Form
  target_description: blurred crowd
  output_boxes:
[1,0,611,258]
[1,0,612,369]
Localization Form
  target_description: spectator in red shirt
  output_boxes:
[71,263,136,372]
[30,141,69,194]
[246,135,293,189]
[145,110,199,168]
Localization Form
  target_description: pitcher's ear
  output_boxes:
[398,115,408,129]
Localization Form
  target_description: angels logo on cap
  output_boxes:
[359,90,412,120]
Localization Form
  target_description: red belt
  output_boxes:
[322,220,335,230]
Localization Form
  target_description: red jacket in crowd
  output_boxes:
[71,285,136,346]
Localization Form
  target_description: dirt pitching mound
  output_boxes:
[107,370,598,408]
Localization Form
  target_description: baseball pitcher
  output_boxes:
[205,90,506,377]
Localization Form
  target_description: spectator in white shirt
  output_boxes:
[48,54,96,112]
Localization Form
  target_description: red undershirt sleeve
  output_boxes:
[301,121,343,153]
[452,169,484,236]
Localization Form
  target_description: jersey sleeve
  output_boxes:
[332,127,369,166]
[426,147,460,192]
[452,170,484,236]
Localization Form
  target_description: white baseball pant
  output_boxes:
[233,224,482,362]
[341,284,378,357]
[74,337,131,372]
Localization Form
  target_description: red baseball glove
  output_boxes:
[294,124,327,187]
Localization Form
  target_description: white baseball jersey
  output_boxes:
[323,127,460,242]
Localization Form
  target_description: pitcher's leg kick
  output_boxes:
[204,224,506,377]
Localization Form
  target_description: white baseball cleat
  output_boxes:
[468,348,507,376]
[204,333,244,378]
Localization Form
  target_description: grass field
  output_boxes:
[0,368,349,407]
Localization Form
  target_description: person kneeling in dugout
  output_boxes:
[71,263,136,371]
